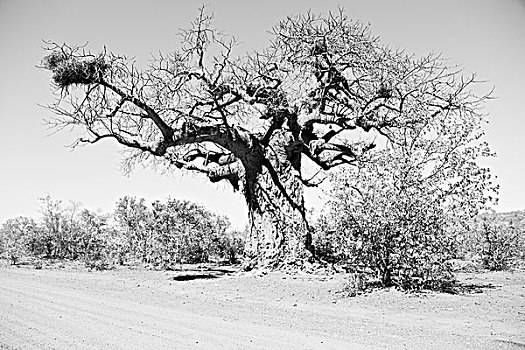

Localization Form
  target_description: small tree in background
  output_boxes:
[38,195,84,259]
[76,209,118,269]
[114,196,153,262]
[113,195,243,267]
[150,198,232,266]
[465,212,524,270]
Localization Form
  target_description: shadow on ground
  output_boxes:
[496,340,525,349]
[449,281,500,294]
[169,266,239,281]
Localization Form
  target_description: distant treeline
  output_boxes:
[0,195,245,269]
[1,195,523,292]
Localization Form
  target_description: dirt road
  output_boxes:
[0,264,524,349]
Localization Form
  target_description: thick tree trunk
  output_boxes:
[242,130,313,269]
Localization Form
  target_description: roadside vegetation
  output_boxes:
[1,194,523,294]
[314,205,525,294]
[0,195,245,271]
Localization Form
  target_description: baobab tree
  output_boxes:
[41,8,491,268]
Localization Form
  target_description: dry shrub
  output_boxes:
[340,273,369,297]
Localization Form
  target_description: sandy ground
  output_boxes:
[0,262,524,350]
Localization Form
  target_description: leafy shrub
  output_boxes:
[316,138,495,291]
[340,273,369,297]
[114,196,152,263]
[456,210,525,270]
[37,196,80,259]
[0,217,38,265]
[33,197,116,262]
[319,180,457,291]
[149,198,232,266]
[472,215,522,270]
[209,230,246,264]
[315,81,497,291]
[312,218,353,264]
[114,196,243,267]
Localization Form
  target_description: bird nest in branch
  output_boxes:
[42,51,109,88]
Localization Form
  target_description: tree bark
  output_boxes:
[242,129,313,269]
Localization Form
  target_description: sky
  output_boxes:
[0,0,524,229]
